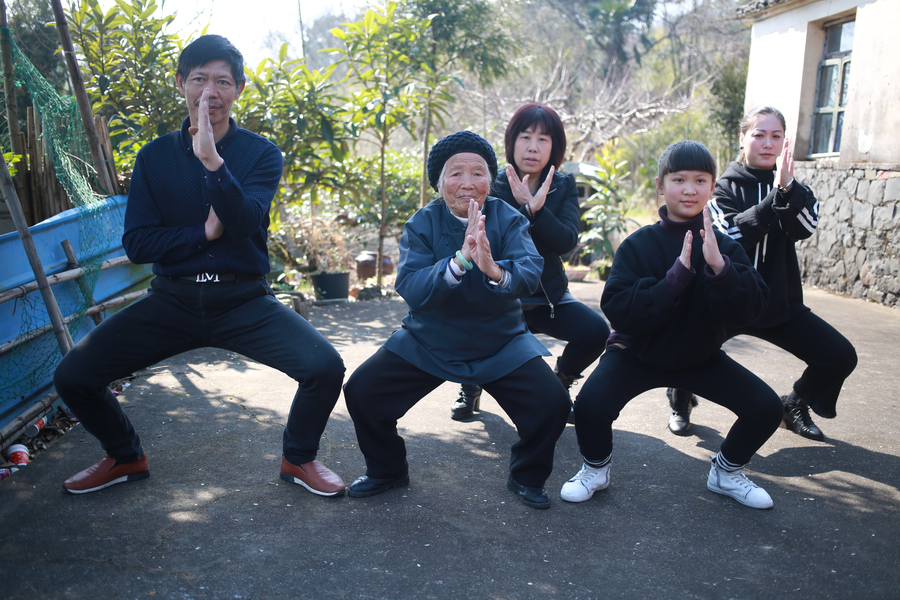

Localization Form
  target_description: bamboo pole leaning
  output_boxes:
[0,0,32,224]
[50,0,114,197]
[61,238,103,325]
[0,151,73,354]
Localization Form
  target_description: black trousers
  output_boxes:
[575,349,783,466]
[344,348,570,488]
[727,309,857,417]
[523,300,610,376]
[54,276,345,464]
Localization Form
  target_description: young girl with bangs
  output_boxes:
[561,141,783,510]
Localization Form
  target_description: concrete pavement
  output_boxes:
[1,280,898,599]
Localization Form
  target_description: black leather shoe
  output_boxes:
[507,477,551,509]
[666,388,697,435]
[451,384,482,421]
[782,396,825,441]
[347,474,410,498]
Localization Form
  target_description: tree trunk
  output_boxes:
[50,0,114,196]
[377,124,388,286]
[420,100,432,208]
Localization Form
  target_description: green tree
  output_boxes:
[67,0,185,172]
[397,0,514,206]
[344,149,421,235]
[578,141,636,265]
[7,0,68,92]
[329,2,431,284]
[235,45,354,269]
[708,54,748,155]
[236,46,350,206]
[546,0,657,82]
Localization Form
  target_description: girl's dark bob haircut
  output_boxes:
[657,140,717,181]
[504,103,567,176]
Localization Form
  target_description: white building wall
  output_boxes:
[841,0,900,163]
[743,0,900,163]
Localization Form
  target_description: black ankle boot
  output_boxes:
[667,388,698,435]
[555,370,583,424]
[451,384,482,421]
[782,394,825,441]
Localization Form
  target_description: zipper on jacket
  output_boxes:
[539,280,555,318]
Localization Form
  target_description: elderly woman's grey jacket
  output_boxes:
[384,196,548,383]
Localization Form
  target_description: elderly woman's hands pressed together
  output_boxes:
[342,130,570,509]
[457,198,502,283]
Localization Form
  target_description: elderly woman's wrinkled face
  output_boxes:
[440,153,491,218]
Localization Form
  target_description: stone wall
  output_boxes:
[794,161,900,308]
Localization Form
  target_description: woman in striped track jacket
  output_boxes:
[666,106,857,443]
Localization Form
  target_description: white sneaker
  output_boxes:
[560,462,610,503]
[706,458,773,509]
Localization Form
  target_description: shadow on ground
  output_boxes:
[1,284,899,599]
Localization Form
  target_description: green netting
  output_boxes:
[0,29,117,407]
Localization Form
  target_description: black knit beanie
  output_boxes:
[426,131,498,192]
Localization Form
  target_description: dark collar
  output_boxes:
[745,165,775,186]
[658,205,703,238]
[178,116,239,155]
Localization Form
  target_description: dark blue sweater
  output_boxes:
[123,117,284,277]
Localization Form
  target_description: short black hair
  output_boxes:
[504,103,567,175]
[177,35,245,85]
[657,140,717,181]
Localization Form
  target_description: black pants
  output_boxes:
[575,349,783,466]
[54,276,345,464]
[524,300,610,376]
[727,309,857,417]
[344,348,570,488]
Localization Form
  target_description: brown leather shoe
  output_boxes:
[280,457,345,497]
[63,454,150,495]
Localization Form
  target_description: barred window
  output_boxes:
[810,19,854,156]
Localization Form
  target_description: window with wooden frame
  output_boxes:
[810,19,854,156]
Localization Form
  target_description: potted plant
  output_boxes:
[269,206,355,301]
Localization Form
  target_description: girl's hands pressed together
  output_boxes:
[700,205,725,275]
[678,206,724,275]
[679,229,693,271]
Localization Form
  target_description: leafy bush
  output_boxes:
[578,141,639,264]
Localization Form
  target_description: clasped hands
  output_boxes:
[679,205,725,276]
[188,87,226,242]
[775,138,794,190]
[455,198,503,282]
[506,164,554,215]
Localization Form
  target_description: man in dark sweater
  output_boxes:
[54,35,346,497]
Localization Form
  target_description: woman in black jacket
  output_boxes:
[666,106,857,441]
[451,103,610,421]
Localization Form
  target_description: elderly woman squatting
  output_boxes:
[342,131,570,509]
